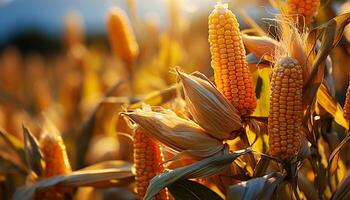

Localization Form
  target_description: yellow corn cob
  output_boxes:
[344,73,350,120]
[208,3,256,116]
[38,132,72,200]
[40,133,71,177]
[107,8,139,64]
[134,128,168,200]
[268,57,303,160]
[286,0,320,25]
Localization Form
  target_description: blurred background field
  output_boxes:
[1,0,349,135]
[0,0,350,199]
[0,0,275,141]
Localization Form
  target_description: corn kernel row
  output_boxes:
[344,73,350,120]
[134,128,168,200]
[38,133,72,200]
[286,0,320,25]
[268,57,303,159]
[208,3,256,116]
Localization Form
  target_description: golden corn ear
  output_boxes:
[38,132,72,200]
[134,128,168,200]
[208,3,256,116]
[107,8,139,64]
[286,0,320,25]
[40,133,71,177]
[268,57,303,160]
[344,73,350,120]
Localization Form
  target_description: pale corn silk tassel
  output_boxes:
[268,57,303,160]
[36,132,72,200]
[208,2,257,116]
[344,73,350,121]
[134,128,169,200]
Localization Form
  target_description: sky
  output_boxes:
[0,0,216,44]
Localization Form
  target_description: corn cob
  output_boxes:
[63,12,84,49]
[208,3,256,116]
[38,132,72,200]
[286,0,320,25]
[107,8,139,64]
[134,128,168,200]
[268,57,303,160]
[344,73,350,121]
[40,133,71,177]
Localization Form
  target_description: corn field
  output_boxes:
[1,0,350,199]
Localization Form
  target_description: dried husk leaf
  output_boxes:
[13,167,134,200]
[144,149,252,200]
[177,70,242,140]
[316,83,349,130]
[328,132,350,176]
[227,173,284,200]
[122,110,224,159]
[23,126,44,177]
[242,35,279,63]
[331,169,350,200]
[303,13,350,108]
[168,179,223,200]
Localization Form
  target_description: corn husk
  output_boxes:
[242,34,280,62]
[176,70,242,140]
[122,109,224,159]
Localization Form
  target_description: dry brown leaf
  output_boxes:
[316,84,349,130]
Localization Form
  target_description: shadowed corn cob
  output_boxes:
[344,73,350,120]
[208,3,256,116]
[134,128,168,200]
[107,8,139,64]
[286,0,320,25]
[268,57,303,160]
[38,132,72,199]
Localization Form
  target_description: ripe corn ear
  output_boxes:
[38,132,72,200]
[107,8,139,64]
[344,73,350,121]
[134,128,168,200]
[286,0,320,25]
[208,3,256,116]
[63,12,84,49]
[40,133,71,177]
[268,57,303,160]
